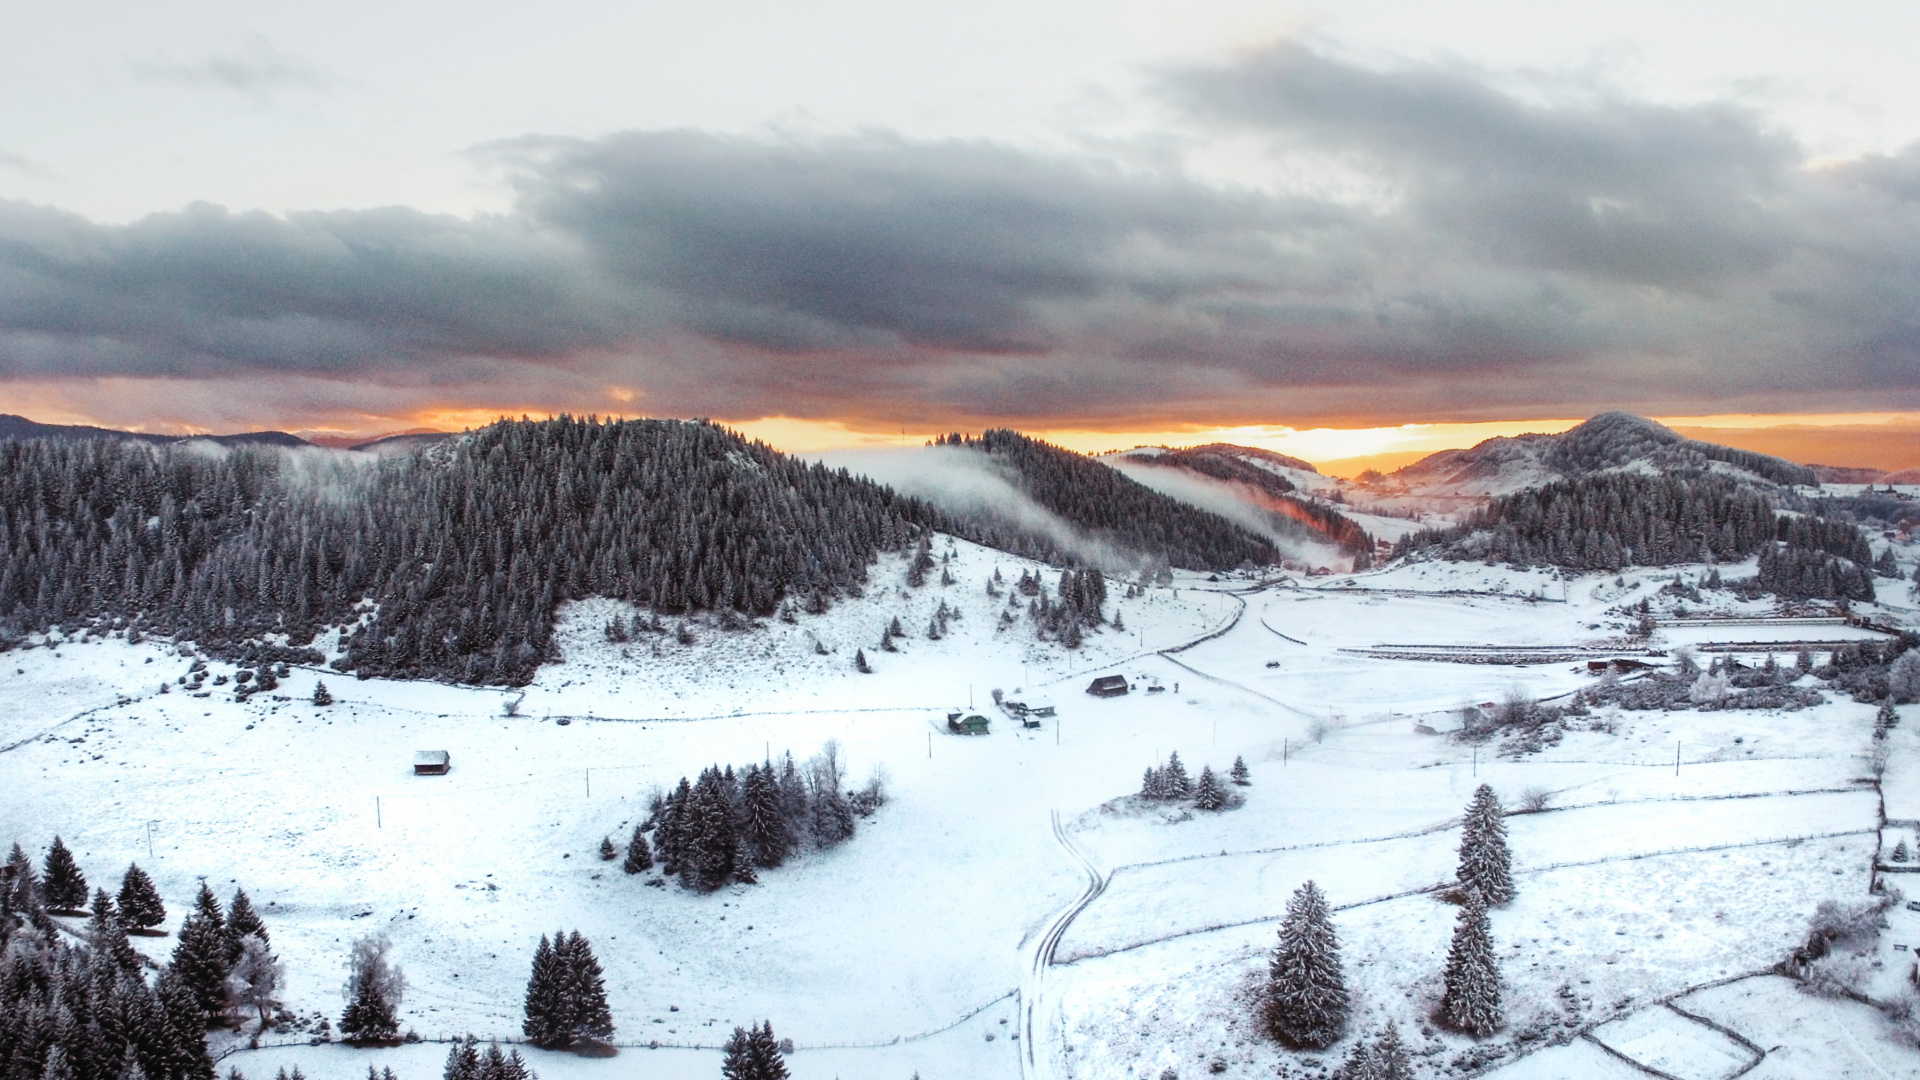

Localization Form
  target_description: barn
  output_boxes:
[413,750,451,775]
[1086,675,1130,697]
[947,712,991,735]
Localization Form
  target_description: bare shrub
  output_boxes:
[1308,714,1340,744]
[1516,788,1551,814]
[1804,953,1875,999]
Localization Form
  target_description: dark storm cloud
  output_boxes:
[4,44,1920,425]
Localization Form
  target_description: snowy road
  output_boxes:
[1022,810,1107,1080]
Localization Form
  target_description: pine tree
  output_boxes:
[741,763,793,868]
[1877,700,1899,739]
[445,1039,481,1080]
[1162,752,1192,799]
[597,836,616,861]
[171,903,233,1022]
[43,837,88,913]
[854,649,871,673]
[339,934,404,1044]
[1455,785,1514,906]
[559,932,614,1043]
[1194,766,1226,811]
[1371,1021,1410,1080]
[1264,880,1348,1048]
[1230,755,1251,786]
[227,889,267,949]
[89,889,143,973]
[522,935,564,1047]
[1441,889,1503,1037]
[1140,766,1164,800]
[116,865,166,933]
[721,1021,790,1080]
[312,681,333,706]
[622,827,652,874]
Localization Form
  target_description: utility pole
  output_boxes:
[376,797,382,828]
[145,820,157,860]
[586,769,591,797]
[928,732,932,759]
[1675,741,1681,777]
[1472,748,1478,777]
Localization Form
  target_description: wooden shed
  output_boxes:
[1086,675,1130,697]
[947,713,991,735]
[413,750,451,775]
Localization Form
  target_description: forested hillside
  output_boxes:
[0,418,943,683]
[1395,473,1877,599]
[1121,445,1375,565]
[930,430,1277,572]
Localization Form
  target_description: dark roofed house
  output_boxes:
[413,750,451,775]
[1086,675,1130,697]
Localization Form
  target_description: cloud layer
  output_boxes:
[4,42,1919,430]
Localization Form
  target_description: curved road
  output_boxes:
[1020,810,1108,1080]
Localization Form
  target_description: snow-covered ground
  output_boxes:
[2,538,1916,1080]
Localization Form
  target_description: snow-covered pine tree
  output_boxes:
[88,889,143,973]
[42,837,88,913]
[1366,1021,1410,1080]
[1264,880,1348,1048]
[2,841,35,904]
[1441,889,1503,1037]
[1194,766,1226,811]
[228,888,268,948]
[854,649,872,673]
[117,864,166,932]
[1878,700,1899,739]
[1140,766,1164,800]
[688,768,740,891]
[1333,1039,1375,1080]
[312,681,333,706]
[654,778,693,876]
[339,933,404,1044]
[622,826,653,874]
[598,836,616,861]
[171,900,234,1021]
[1455,784,1514,905]
[721,1021,790,1080]
[1894,839,1910,863]
[559,932,614,1044]
[1162,752,1192,800]
[522,935,564,1047]
[741,763,793,868]
[444,1038,481,1080]
[1230,755,1251,786]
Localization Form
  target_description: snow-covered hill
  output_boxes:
[1370,413,1820,499]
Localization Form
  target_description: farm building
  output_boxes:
[947,712,991,735]
[413,750,451,775]
[1086,675,1130,697]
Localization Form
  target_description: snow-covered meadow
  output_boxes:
[2,534,1916,1079]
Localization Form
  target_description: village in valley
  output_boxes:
[2,415,1918,1080]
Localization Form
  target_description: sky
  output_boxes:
[4,1,1920,463]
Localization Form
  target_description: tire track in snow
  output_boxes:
[1021,810,1107,1080]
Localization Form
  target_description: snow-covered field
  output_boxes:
[2,537,1915,1080]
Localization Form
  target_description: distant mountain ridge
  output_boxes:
[0,413,310,448]
[1380,412,1819,495]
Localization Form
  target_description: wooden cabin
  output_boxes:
[1086,675,1130,697]
[947,713,991,735]
[413,750,451,775]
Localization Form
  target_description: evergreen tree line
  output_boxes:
[0,841,294,1080]
[441,1039,535,1080]
[1262,785,1514,1058]
[638,742,877,893]
[0,418,952,684]
[1017,567,1108,648]
[930,431,1277,571]
[1397,474,1779,569]
[1123,446,1377,567]
[1397,474,1879,598]
[1136,751,1248,811]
